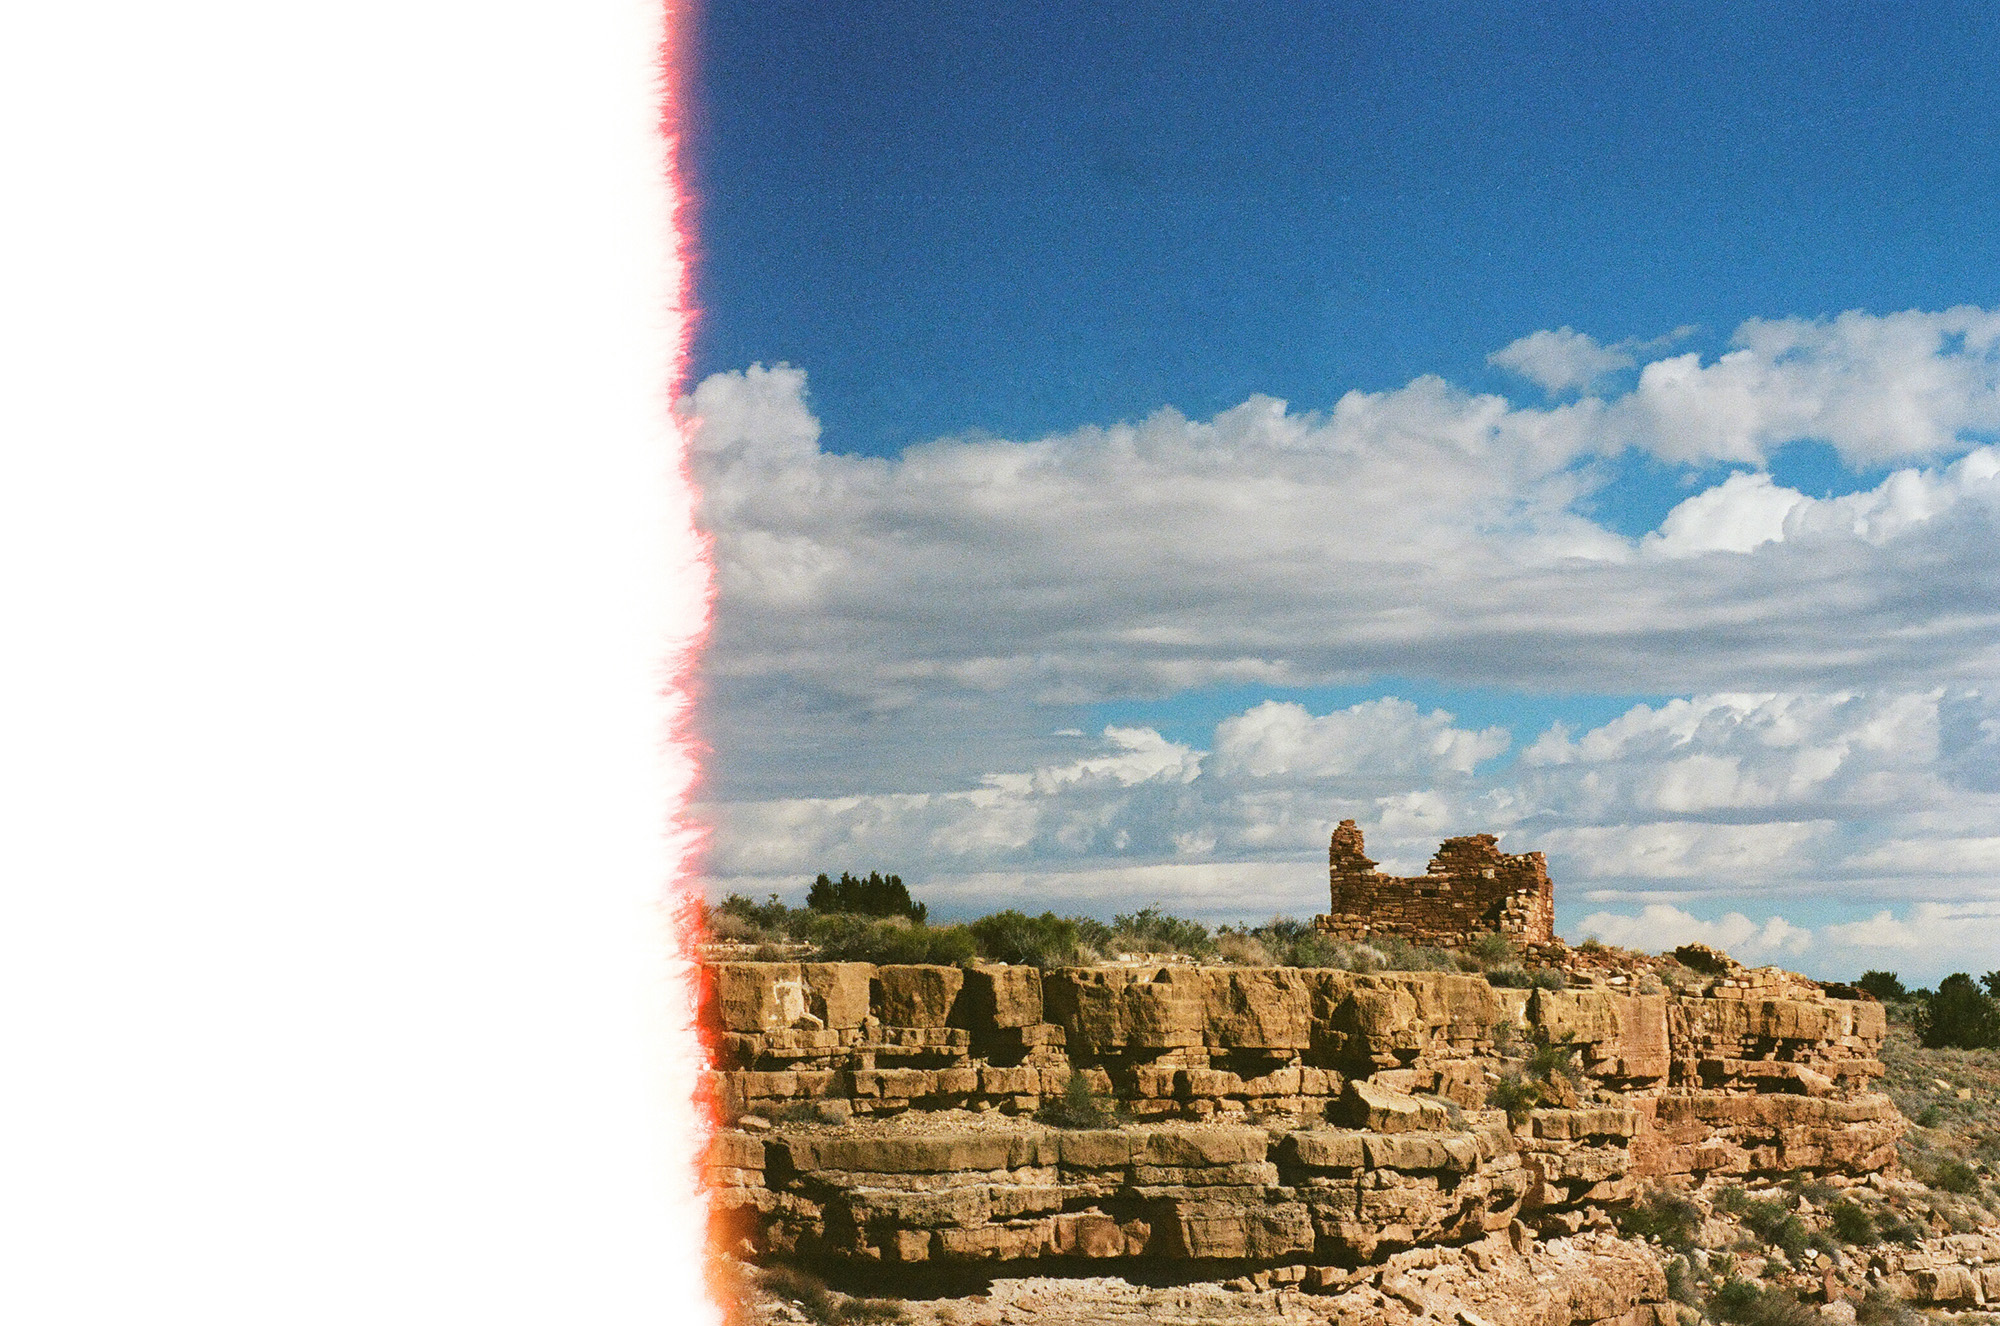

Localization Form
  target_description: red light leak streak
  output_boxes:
[657,1,727,1318]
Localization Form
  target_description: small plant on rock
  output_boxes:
[1488,1071,1543,1126]
[1036,1071,1113,1129]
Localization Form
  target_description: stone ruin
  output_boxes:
[699,829,1931,1324]
[1315,820,1559,961]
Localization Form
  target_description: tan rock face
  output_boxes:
[1339,1078,1449,1133]
[873,964,965,1027]
[801,962,873,1030]
[961,964,1044,1030]
[1201,967,1312,1049]
[706,962,807,1033]
[703,955,1907,1281]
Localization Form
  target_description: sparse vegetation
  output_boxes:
[967,910,1089,967]
[1827,1198,1876,1245]
[1108,906,1216,959]
[1036,1071,1113,1129]
[1488,1071,1542,1125]
[1707,1280,1815,1326]
[1615,1188,1703,1252]
[758,1264,907,1326]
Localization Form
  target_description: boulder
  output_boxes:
[1042,966,1204,1052]
[959,964,1043,1030]
[1338,1078,1449,1132]
[873,964,965,1028]
[705,962,807,1033]
[802,962,874,1030]
[1201,967,1311,1049]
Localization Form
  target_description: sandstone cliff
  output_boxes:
[703,956,1906,1324]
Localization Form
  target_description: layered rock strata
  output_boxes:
[703,959,1899,1290]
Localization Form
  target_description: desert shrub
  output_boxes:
[1489,1072,1543,1125]
[1735,1195,1811,1260]
[1484,967,1534,988]
[707,907,771,943]
[1713,1184,1750,1215]
[1368,934,1460,972]
[760,1265,839,1324]
[1917,973,2000,1049]
[1463,932,1516,969]
[1855,1286,1921,1326]
[1524,1034,1583,1088]
[1214,930,1274,965]
[1251,917,1351,968]
[1110,907,1216,959]
[1036,1072,1113,1129]
[1277,930,1348,967]
[1529,967,1566,990]
[1930,1156,1982,1194]
[968,910,1085,967]
[1916,1103,1945,1128]
[1828,1198,1877,1245]
[1857,970,1908,1001]
[1616,1188,1703,1251]
[1708,1281,1815,1326]
[758,1264,905,1326]
[1873,1209,1924,1245]
[718,892,801,938]
[1664,1256,1701,1306]
[803,913,976,966]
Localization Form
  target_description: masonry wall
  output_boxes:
[1316,820,1556,952]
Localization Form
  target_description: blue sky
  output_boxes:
[682,4,2000,982]
[688,2,2000,455]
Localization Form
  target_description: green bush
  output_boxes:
[1036,1072,1113,1128]
[1489,1072,1543,1125]
[1930,1156,1981,1194]
[1857,970,1908,1001]
[1855,1286,1921,1326]
[1916,973,2000,1049]
[718,891,800,937]
[1615,1189,1703,1251]
[1734,1195,1810,1260]
[1708,1281,1815,1326]
[1463,933,1516,969]
[1664,1256,1701,1306]
[1524,1034,1582,1087]
[1828,1198,1876,1245]
[1367,934,1461,972]
[968,910,1086,967]
[1109,906,1216,959]
[1484,967,1534,988]
[802,913,976,966]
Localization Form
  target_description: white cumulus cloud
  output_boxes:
[1489,327,1637,394]
[1576,904,1812,959]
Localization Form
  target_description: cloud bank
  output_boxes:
[686,308,2000,982]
